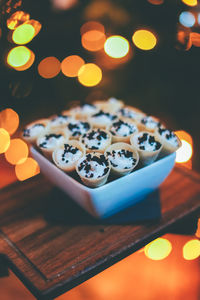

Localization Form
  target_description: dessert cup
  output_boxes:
[138,116,162,133]
[65,120,91,140]
[117,105,146,122]
[130,131,163,165]
[47,114,74,130]
[52,140,86,172]
[80,129,112,153]
[89,110,118,129]
[22,118,49,145]
[94,97,124,113]
[155,128,181,156]
[76,152,111,188]
[108,119,138,143]
[105,142,139,176]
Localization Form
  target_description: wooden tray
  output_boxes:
[0,166,200,299]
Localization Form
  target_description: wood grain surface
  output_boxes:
[0,166,200,299]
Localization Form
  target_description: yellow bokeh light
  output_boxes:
[175,140,193,163]
[0,108,19,135]
[15,157,40,181]
[144,238,172,260]
[78,63,102,87]
[182,0,197,7]
[0,128,10,154]
[104,35,129,58]
[5,138,29,165]
[61,55,85,77]
[7,11,30,30]
[12,24,35,45]
[132,30,157,50]
[14,50,35,71]
[7,46,31,68]
[183,239,200,260]
[38,57,61,79]
[25,20,42,36]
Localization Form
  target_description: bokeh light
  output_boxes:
[144,238,172,260]
[104,35,129,58]
[190,32,200,47]
[175,140,193,163]
[78,63,102,87]
[12,24,35,45]
[61,55,85,77]
[179,11,195,28]
[176,30,192,51]
[25,20,42,36]
[82,30,106,51]
[7,46,31,68]
[0,128,10,154]
[38,56,61,79]
[7,11,30,30]
[5,138,29,165]
[181,0,197,6]
[14,50,35,71]
[0,108,19,135]
[198,13,200,25]
[183,239,200,260]
[147,0,164,5]
[80,21,105,35]
[132,29,157,50]
[15,157,40,181]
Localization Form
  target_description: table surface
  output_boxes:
[0,165,200,300]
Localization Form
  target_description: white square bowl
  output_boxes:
[31,147,176,219]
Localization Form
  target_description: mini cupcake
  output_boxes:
[47,114,74,130]
[130,131,162,165]
[66,120,91,140]
[81,129,112,153]
[105,142,139,176]
[94,97,124,113]
[76,152,111,188]
[22,119,49,145]
[70,103,99,120]
[117,106,146,122]
[89,110,118,129]
[52,140,85,172]
[108,119,138,143]
[138,116,162,133]
[36,129,67,160]
[155,127,181,156]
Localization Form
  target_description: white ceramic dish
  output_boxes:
[31,147,176,219]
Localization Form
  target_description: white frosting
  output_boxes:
[133,132,161,152]
[77,154,109,179]
[71,104,98,116]
[141,116,160,130]
[110,120,137,137]
[23,123,46,138]
[158,129,179,147]
[81,130,109,150]
[49,115,73,128]
[54,147,82,166]
[107,149,136,170]
[108,97,123,110]
[90,111,117,126]
[67,121,90,137]
[38,134,65,149]
[117,107,143,120]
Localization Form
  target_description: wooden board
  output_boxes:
[0,166,200,299]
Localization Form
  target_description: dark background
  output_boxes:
[0,0,199,170]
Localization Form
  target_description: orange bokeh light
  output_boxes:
[82,30,106,51]
[78,63,102,87]
[5,138,29,165]
[80,21,105,35]
[7,11,30,30]
[190,32,200,47]
[0,128,10,154]
[15,157,40,181]
[61,55,85,77]
[38,57,61,79]
[175,130,193,168]
[0,108,19,135]
[147,0,164,4]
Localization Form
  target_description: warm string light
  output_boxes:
[7,11,30,30]
[183,239,200,260]
[132,29,157,50]
[147,0,164,4]
[78,63,102,87]
[61,55,85,77]
[104,35,129,58]
[38,56,61,78]
[12,23,35,44]
[175,130,193,168]
[181,0,197,7]
[144,238,172,260]
[0,108,40,182]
